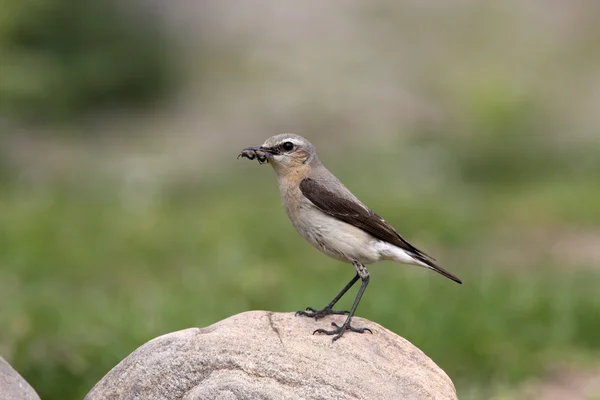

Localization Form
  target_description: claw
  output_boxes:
[295,306,350,320]
[294,307,317,317]
[313,320,372,342]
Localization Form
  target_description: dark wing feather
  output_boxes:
[300,177,462,284]
[299,178,430,258]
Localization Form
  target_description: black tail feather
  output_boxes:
[413,254,463,284]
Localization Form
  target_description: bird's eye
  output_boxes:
[282,141,294,151]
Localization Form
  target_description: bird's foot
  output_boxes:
[313,320,373,342]
[295,306,349,320]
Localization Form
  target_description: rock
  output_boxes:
[86,311,457,400]
[0,356,40,400]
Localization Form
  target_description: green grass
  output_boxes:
[1,155,599,399]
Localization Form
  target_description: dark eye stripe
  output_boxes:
[265,141,296,154]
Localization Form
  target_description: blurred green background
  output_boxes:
[1,1,600,399]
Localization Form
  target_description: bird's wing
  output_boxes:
[299,177,462,284]
[299,177,433,260]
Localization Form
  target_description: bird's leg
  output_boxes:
[295,273,359,320]
[313,262,372,342]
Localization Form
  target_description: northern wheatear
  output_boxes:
[239,134,462,341]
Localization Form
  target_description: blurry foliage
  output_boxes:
[0,150,9,184]
[0,2,599,398]
[456,89,554,186]
[418,82,593,187]
[0,0,174,122]
[1,165,600,399]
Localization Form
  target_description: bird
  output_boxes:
[238,133,462,341]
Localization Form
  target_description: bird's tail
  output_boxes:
[411,253,463,284]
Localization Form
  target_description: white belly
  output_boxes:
[290,206,382,264]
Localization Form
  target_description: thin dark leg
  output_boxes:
[295,273,359,320]
[323,273,360,310]
[313,262,372,341]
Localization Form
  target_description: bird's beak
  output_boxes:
[244,146,272,153]
[238,145,274,164]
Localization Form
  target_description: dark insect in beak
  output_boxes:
[238,146,271,164]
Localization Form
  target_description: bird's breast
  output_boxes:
[280,188,381,264]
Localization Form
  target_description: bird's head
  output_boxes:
[239,133,319,175]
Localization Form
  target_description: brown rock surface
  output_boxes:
[86,311,457,400]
